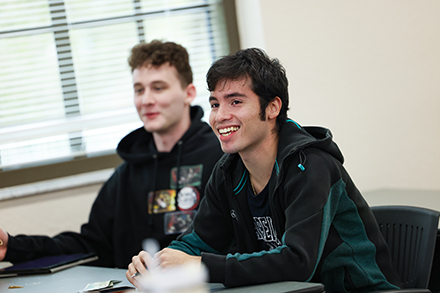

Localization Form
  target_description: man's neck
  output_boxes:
[152,114,192,153]
[241,133,279,195]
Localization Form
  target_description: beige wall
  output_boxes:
[0,184,100,236]
[236,0,440,193]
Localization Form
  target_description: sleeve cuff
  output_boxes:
[201,252,226,284]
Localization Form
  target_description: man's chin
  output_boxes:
[143,125,161,133]
[221,146,238,155]
[143,120,163,132]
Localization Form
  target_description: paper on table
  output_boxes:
[0,261,13,269]
[79,280,122,292]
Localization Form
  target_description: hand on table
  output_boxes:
[155,248,201,268]
[0,228,9,261]
[126,248,201,289]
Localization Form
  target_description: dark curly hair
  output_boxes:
[128,40,193,87]
[207,48,289,131]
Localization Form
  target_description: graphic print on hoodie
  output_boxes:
[148,163,204,234]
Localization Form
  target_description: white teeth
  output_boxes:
[219,126,239,136]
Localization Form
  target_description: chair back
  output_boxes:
[371,205,440,289]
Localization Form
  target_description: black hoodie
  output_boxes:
[169,119,400,292]
[5,106,223,268]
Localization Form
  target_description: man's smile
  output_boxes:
[218,126,240,137]
[144,112,160,119]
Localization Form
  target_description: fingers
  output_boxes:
[0,228,8,246]
[127,262,138,279]
[125,266,142,289]
[147,252,161,270]
[127,252,150,278]
[0,228,8,261]
[126,251,152,289]
[126,248,202,289]
[155,248,200,269]
[129,251,154,275]
[155,248,171,268]
[134,251,151,275]
[156,248,180,268]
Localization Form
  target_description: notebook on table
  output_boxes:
[0,252,98,278]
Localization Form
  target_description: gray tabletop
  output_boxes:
[209,282,325,293]
[0,265,324,293]
[0,265,133,293]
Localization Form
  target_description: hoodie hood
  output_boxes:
[278,119,344,166]
[117,105,209,164]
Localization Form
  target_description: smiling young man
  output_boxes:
[0,40,223,269]
[127,48,401,292]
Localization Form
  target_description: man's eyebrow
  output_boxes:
[209,92,245,101]
[133,82,143,87]
[225,92,246,98]
[151,80,167,84]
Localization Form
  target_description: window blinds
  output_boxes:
[0,0,229,170]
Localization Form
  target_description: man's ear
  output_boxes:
[267,96,282,120]
[184,83,196,105]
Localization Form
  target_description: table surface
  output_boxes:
[0,265,325,293]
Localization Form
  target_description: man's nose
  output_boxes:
[141,90,155,105]
[215,105,231,122]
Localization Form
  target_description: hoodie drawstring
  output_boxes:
[175,140,183,196]
[298,150,306,171]
[148,153,159,227]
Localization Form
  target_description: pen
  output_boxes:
[131,271,141,278]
